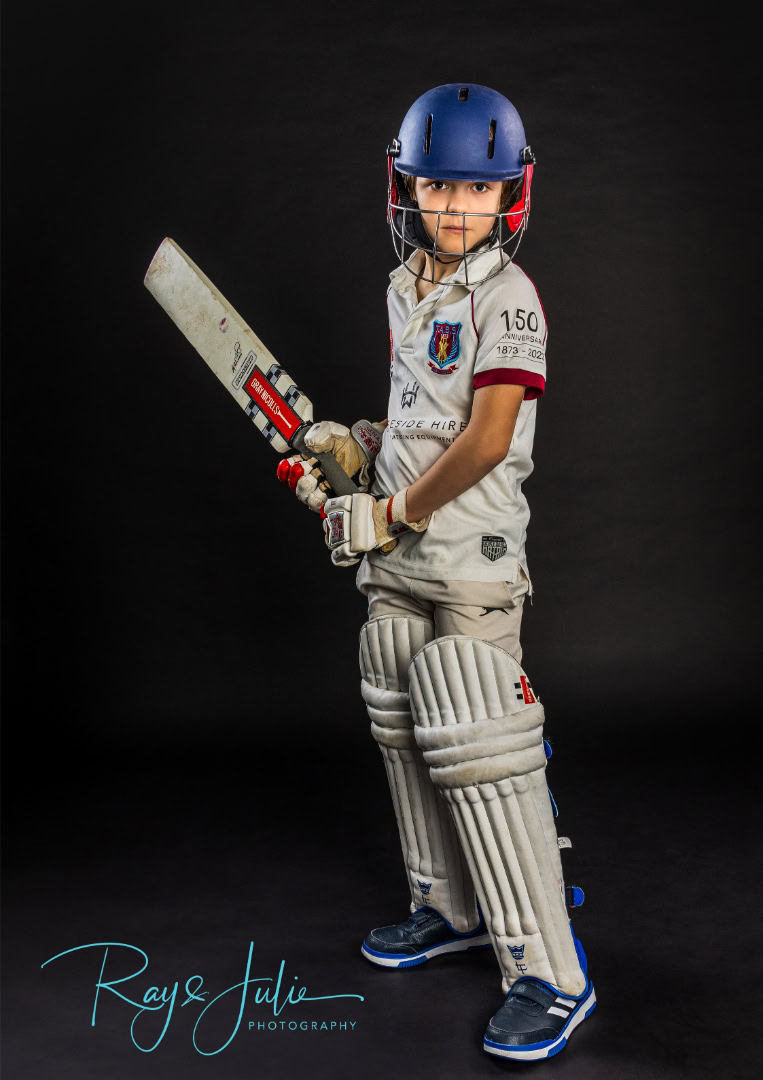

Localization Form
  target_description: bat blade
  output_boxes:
[144,237,312,454]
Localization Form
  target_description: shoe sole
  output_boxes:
[483,983,597,1061]
[361,932,492,968]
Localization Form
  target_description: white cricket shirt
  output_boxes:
[368,245,548,586]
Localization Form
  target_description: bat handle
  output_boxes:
[291,427,360,498]
[315,452,361,497]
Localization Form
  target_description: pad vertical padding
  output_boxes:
[408,635,585,996]
[359,617,481,932]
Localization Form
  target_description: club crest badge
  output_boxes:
[427,320,461,375]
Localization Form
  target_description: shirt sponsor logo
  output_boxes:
[481,535,508,561]
[427,320,461,376]
[401,381,420,409]
[387,416,469,445]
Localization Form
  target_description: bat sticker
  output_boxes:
[231,342,257,390]
[244,369,301,439]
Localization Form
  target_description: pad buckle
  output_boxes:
[565,885,585,909]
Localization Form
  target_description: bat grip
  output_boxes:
[291,427,359,498]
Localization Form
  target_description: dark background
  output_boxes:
[2,1,760,1077]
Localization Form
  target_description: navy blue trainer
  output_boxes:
[483,975,596,1061]
[361,907,491,969]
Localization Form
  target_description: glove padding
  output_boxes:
[320,490,430,567]
[305,419,385,489]
[276,454,330,512]
[276,419,385,513]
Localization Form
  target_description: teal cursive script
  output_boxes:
[41,941,364,1055]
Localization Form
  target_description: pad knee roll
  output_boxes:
[360,615,433,750]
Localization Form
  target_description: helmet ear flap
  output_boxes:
[505,163,534,234]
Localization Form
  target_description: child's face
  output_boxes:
[413,178,503,259]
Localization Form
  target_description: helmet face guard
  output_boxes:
[386,153,535,286]
[385,83,536,286]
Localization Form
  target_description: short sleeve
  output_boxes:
[471,270,548,399]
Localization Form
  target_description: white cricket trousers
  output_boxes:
[356,559,530,660]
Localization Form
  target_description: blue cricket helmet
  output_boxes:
[385,84,536,285]
[391,83,530,181]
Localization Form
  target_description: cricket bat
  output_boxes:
[143,237,359,498]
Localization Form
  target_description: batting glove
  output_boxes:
[276,454,331,512]
[305,419,385,485]
[276,419,386,513]
[320,490,430,567]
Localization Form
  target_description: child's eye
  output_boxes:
[430,181,448,190]
[473,183,488,193]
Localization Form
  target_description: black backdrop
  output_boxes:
[2,2,760,1077]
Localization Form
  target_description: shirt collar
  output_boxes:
[388,245,505,301]
[388,249,426,302]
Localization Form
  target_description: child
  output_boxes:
[277,83,595,1062]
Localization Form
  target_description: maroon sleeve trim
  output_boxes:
[473,368,546,399]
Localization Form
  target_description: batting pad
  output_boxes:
[408,635,586,996]
[359,617,481,932]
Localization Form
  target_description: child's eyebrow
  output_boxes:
[424,178,491,183]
